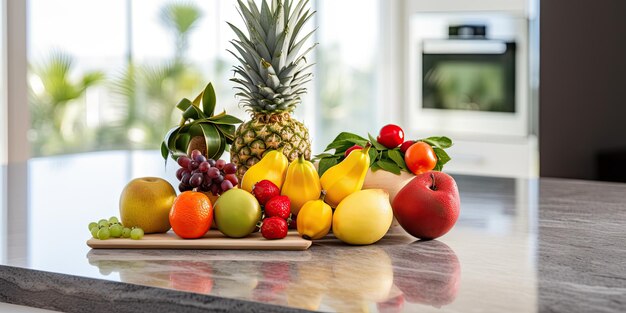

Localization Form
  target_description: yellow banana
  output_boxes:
[281,154,322,215]
[297,197,332,240]
[240,148,288,192]
[320,143,371,208]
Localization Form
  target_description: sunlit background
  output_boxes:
[3,1,626,311]
[27,0,380,157]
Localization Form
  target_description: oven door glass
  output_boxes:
[422,41,516,113]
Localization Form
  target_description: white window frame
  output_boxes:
[2,0,29,265]
[3,0,29,165]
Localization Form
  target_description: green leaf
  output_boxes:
[175,133,191,153]
[217,133,227,159]
[376,159,401,175]
[317,157,338,176]
[313,153,334,160]
[433,147,451,171]
[171,152,187,160]
[188,122,203,137]
[421,136,453,149]
[197,123,224,160]
[370,162,382,172]
[176,98,193,112]
[209,114,243,125]
[164,126,181,153]
[160,141,169,162]
[368,133,387,150]
[182,104,206,120]
[202,83,217,117]
[387,149,408,171]
[215,123,236,140]
[324,140,354,152]
[332,132,368,145]
[368,148,378,166]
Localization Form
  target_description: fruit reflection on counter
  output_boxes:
[393,240,461,306]
[87,240,461,310]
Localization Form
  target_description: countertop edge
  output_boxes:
[0,265,315,313]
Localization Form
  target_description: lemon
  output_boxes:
[332,189,393,245]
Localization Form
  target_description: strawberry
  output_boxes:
[265,195,291,220]
[261,217,288,240]
[252,180,280,205]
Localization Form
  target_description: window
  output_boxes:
[314,0,381,152]
[27,0,384,157]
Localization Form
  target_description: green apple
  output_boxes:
[119,177,176,233]
[214,189,261,238]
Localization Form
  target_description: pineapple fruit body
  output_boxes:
[231,113,311,179]
[227,0,316,178]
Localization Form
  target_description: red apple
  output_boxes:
[377,124,405,148]
[399,140,415,154]
[392,172,460,240]
[344,144,363,157]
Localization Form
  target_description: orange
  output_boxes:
[169,191,213,239]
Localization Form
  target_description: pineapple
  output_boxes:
[228,0,317,178]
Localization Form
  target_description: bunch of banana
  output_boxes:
[319,143,372,208]
[240,148,288,192]
[281,155,322,215]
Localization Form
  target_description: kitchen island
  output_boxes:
[1,151,625,312]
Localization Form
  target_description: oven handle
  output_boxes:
[422,40,509,54]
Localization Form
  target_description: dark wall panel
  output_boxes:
[540,0,626,180]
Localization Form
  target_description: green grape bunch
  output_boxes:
[88,216,143,240]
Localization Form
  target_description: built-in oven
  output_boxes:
[422,36,516,113]
[408,14,529,138]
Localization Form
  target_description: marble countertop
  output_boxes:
[1,151,625,312]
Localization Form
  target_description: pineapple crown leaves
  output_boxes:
[227,0,317,115]
[161,83,243,163]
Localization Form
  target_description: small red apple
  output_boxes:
[377,124,405,148]
[344,144,363,157]
[392,172,460,240]
[399,140,415,154]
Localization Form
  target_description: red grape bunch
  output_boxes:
[175,150,238,195]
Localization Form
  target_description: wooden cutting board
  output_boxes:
[87,230,311,251]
